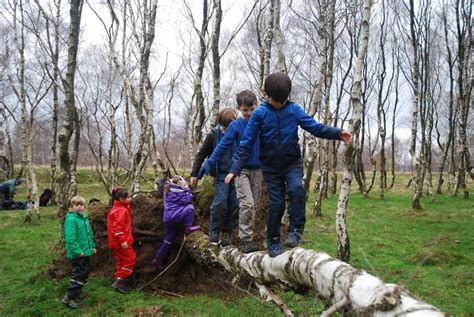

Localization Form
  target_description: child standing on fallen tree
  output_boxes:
[190,108,239,246]
[201,90,262,253]
[152,176,200,271]
[226,72,352,257]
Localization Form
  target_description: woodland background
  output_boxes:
[0,0,472,315]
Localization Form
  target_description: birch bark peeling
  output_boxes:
[184,233,445,316]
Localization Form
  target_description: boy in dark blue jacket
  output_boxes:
[201,90,262,253]
[226,72,352,257]
[190,108,239,245]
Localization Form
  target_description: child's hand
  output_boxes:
[341,131,352,144]
[225,173,237,184]
[121,242,128,249]
[190,177,198,187]
[80,252,84,257]
[93,248,97,254]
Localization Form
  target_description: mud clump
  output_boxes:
[48,178,278,295]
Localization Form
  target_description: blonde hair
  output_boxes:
[70,195,86,207]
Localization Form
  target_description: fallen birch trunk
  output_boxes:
[185,232,446,316]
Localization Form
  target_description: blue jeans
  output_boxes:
[209,179,239,234]
[264,166,306,242]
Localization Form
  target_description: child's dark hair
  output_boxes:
[236,90,257,107]
[217,107,237,127]
[264,72,292,103]
[112,187,130,201]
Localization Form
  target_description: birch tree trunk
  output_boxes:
[185,234,446,316]
[34,0,62,205]
[7,0,41,222]
[389,49,400,189]
[453,0,471,199]
[210,0,222,127]
[259,0,274,96]
[303,0,327,196]
[330,7,355,195]
[336,0,372,262]
[313,0,337,216]
[57,0,83,219]
[191,0,209,144]
[435,7,455,194]
[408,0,423,210]
[273,0,286,73]
[376,0,389,200]
[0,114,13,179]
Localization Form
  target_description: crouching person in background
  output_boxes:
[107,188,135,293]
[152,176,200,271]
[61,195,96,309]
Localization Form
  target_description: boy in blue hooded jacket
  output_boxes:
[201,90,262,253]
[225,72,352,257]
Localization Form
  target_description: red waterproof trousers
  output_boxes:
[111,247,136,280]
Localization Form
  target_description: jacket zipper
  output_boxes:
[81,213,93,255]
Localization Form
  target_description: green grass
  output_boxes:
[0,169,473,316]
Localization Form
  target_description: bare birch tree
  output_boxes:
[336,0,373,262]
[301,0,328,200]
[57,0,83,218]
[273,0,287,73]
[260,0,274,95]
[102,0,166,191]
[4,0,52,221]
[435,4,456,195]
[186,0,210,144]
[33,0,64,206]
[452,0,472,198]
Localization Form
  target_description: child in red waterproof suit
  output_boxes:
[107,188,135,293]
[152,176,200,271]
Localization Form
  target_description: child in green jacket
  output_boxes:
[61,195,96,309]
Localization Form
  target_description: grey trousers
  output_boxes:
[236,168,263,242]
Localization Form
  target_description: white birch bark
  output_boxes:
[273,0,286,73]
[185,235,445,316]
[303,0,327,196]
[260,0,274,96]
[406,0,423,210]
[57,0,83,218]
[336,0,372,262]
[7,0,41,221]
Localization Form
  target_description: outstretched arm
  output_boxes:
[229,111,262,175]
[206,122,238,167]
[297,106,342,140]
[190,132,215,187]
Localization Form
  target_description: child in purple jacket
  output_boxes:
[152,176,200,270]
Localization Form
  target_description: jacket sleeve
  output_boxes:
[109,210,127,244]
[207,122,237,167]
[191,132,215,177]
[297,105,342,140]
[230,111,261,174]
[182,187,193,205]
[64,217,83,258]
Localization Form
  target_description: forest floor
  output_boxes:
[0,168,472,316]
